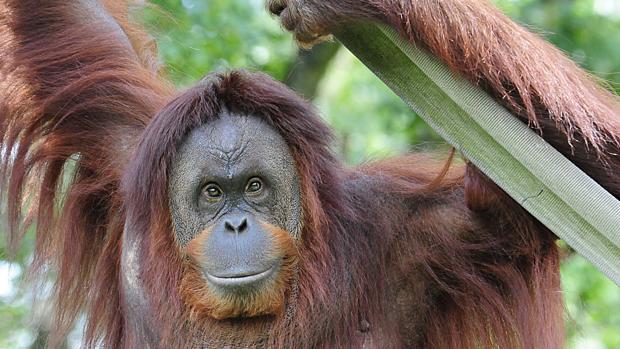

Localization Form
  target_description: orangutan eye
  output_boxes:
[202,183,223,200]
[245,177,263,194]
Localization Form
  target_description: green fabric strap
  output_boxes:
[334,23,620,286]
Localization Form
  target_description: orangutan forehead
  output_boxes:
[178,113,293,168]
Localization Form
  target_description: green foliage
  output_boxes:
[142,0,296,85]
[315,49,444,164]
[562,253,620,349]
[0,0,618,348]
[0,230,39,348]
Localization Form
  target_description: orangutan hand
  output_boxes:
[267,0,384,47]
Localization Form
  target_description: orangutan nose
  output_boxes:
[224,216,248,233]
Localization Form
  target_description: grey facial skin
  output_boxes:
[168,112,302,290]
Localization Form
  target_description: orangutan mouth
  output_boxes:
[205,264,278,288]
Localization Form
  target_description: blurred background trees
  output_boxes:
[1,0,619,347]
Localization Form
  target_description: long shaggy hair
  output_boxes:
[1,0,171,347]
[1,0,618,348]
[123,71,563,348]
[373,0,620,196]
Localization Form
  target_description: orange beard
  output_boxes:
[180,222,298,321]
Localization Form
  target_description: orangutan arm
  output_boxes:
[0,2,171,343]
[267,0,620,199]
[0,0,172,239]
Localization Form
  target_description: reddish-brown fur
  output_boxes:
[181,223,298,321]
[185,227,215,266]
[269,0,620,197]
[1,0,617,348]
[1,0,171,347]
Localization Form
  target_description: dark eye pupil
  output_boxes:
[248,180,261,192]
[204,185,221,197]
